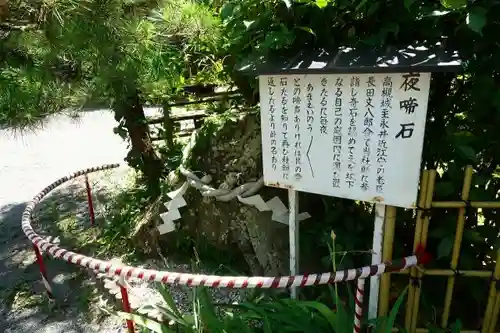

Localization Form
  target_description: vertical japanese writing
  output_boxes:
[346,76,359,188]
[396,73,420,140]
[280,77,290,180]
[332,77,344,189]
[320,77,329,135]
[267,77,278,171]
[306,82,314,132]
[293,77,302,180]
[361,76,375,191]
[376,76,393,193]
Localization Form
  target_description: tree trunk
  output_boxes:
[119,89,164,196]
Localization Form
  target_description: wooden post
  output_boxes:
[162,103,174,150]
[441,166,473,328]
[482,250,500,333]
[405,170,429,330]
[409,170,437,333]
[84,175,95,226]
[378,205,396,317]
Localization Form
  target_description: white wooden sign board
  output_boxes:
[259,72,431,209]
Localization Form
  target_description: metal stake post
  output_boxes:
[288,189,299,299]
[368,203,385,319]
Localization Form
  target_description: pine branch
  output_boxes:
[0,21,38,32]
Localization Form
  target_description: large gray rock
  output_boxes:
[130,109,325,276]
[169,110,291,275]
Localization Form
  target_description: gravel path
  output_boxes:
[0,109,156,333]
[0,108,244,333]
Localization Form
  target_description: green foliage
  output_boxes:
[0,29,89,129]
[109,233,457,333]
[217,0,500,327]
[96,179,153,259]
[1,0,227,193]
[115,276,463,333]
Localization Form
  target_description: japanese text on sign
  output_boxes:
[259,72,431,208]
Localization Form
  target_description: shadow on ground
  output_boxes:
[0,177,123,333]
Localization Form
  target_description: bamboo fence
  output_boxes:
[379,166,500,333]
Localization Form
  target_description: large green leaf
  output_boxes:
[437,237,454,259]
[156,284,183,318]
[297,300,337,329]
[456,144,476,162]
[384,286,409,333]
[466,7,487,35]
[315,0,329,9]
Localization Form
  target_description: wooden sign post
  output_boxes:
[247,43,461,305]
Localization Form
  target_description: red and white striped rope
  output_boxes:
[22,164,421,289]
[354,279,365,333]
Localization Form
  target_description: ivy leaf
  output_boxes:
[367,2,380,16]
[456,144,476,162]
[435,181,454,197]
[466,7,488,35]
[220,3,235,21]
[315,0,329,9]
[404,0,416,9]
[437,237,454,259]
[440,0,466,9]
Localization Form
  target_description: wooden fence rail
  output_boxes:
[380,166,500,333]
[146,88,242,144]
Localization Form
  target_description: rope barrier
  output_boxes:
[21,163,431,332]
[354,279,366,333]
[22,163,427,289]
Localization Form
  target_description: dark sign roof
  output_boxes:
[237,41,462,75]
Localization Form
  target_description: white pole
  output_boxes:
[288,189,299,299]
[368,203,385,319]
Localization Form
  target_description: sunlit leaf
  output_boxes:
[440,0,467,9]
[315,0,329,9]
[243,20,256,29]
[282,0,292,8]
[298,26,316,36]
[116,311,170,333]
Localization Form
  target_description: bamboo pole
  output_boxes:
[441,166,474,328]
[488,290,500,333]
[409,169,437,333]
[378,205,397,317]
[482,250,500,333]
[405,170,429,331]
[391,329,500,333]
[392,269,493,277]
[432,201,500,209]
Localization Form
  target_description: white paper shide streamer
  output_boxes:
[157,172,311,235]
